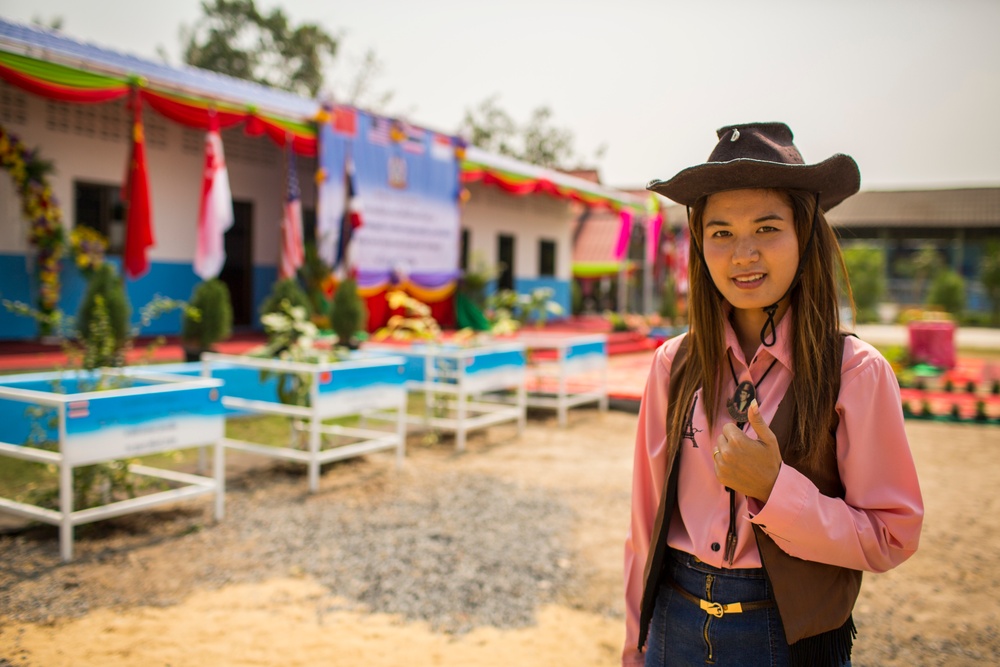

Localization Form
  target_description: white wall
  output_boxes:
[460,183,574,282]
[0,81,314,265]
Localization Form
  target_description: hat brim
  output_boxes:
[647,153,860,211]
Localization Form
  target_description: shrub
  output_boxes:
[330,277,367,348]
[925,269,965,317]
[76,263,130,364]
[260,278,312,319]
[182,279,233,350]
[979,240,1000,326]
[659,276,678,320]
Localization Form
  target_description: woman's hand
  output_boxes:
[713,399,783,502]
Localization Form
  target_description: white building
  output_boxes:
[0,18,644,340]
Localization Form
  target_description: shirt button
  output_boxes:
[711,542,721,552]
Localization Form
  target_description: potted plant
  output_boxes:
[330,277,367,349]
[76,262,131,369]
[181,279,233,362]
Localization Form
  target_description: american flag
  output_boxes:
[368,115,392,146]
[279,147,304,280]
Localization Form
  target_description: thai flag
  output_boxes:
[431,133,454,161]
[68,401,90,419]
[279,147,304,280]
[334,159,363,275]
[401,123,426,155]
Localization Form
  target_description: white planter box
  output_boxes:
[0,368,226,561]
[201,352,408,492]
[365,341,527,452]
[515,333,609,426]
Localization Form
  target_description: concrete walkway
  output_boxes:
[854,324,1000,351]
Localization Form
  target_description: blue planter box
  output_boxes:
[0,368,226,561]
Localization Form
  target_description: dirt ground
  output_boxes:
[1,410,998,666]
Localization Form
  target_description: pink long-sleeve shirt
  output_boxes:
[622,314,924,666]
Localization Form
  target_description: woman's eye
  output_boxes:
[711,230,731,238]
[757,225,778,233]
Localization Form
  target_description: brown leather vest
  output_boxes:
[637,336,862,651]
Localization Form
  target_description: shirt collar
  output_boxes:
[722,306,795,371]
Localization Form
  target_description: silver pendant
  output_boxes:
[726,380,755,423]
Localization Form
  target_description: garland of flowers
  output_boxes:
[0,123,65,319]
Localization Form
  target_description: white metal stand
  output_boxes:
[0,369,226,562]
[201,353,408,492]
[514,333,609,427]
[365,342,527,452]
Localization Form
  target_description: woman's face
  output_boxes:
[701,188,799,312]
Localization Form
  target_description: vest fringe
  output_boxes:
[788,616,857,667]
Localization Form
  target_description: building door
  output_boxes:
[220,200,254,328]
[498,234,515,291]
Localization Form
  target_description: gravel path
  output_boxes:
[0,446,578,635]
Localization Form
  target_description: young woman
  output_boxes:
[622,123,923,667]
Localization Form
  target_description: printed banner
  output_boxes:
[63,385,225,466]
[318,111,462,284]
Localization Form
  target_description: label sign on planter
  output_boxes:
[63,386,225,466]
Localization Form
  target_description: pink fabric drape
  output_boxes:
[613,209,633,262]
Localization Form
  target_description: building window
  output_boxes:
[302,207,317,245]
[539,239,556,277]
[460,228,470,271]
[75,182,125,254]
[498,234,515,291]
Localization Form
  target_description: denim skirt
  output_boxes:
[644,548,789,667]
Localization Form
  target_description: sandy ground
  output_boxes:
[1,410,999,666]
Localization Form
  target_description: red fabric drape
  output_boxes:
[245,115,317,157]
[362,290,456,332]
[141,90,246,130]
[0,62,129,103]
[142,92,318,156]
[364,292,390,331]
[463,168,622,213]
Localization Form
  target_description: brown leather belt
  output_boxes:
[669,579,775,618]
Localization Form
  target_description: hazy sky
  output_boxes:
[1,0,998,191]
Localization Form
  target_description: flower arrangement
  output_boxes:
[69,225,108,277]
[373,290,443,341]
[0,124,65,324]
[256,299,348,406]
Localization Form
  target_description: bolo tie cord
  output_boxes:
[722,351,778,565]
[759,192,822,348]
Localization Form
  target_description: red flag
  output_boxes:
[123,92,154,279]
[278,147,304,280]
[194,113,234,280]
[332,106,357,136]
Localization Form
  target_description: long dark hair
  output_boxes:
[665,189,855,466]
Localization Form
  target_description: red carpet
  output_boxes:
[0,322,658,403]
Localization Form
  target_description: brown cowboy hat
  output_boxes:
[647,122,860,211]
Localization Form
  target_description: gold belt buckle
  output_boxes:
[700,600,744,617]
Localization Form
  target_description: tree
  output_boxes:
[182,0,337,97]
[926,268,965,317]
[893,243,942,304]
[458,95,604,170]
[842,245,886,323]
[979,240,1000,326]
